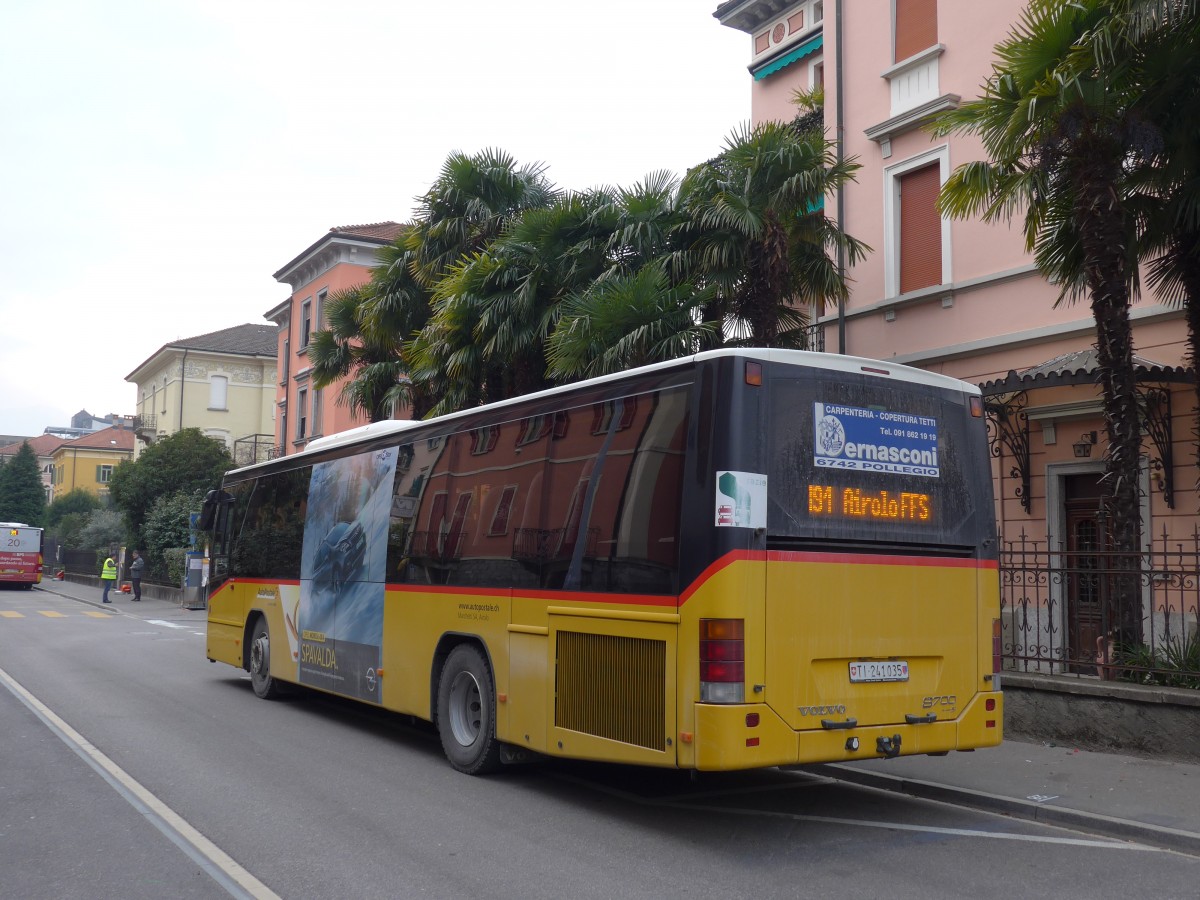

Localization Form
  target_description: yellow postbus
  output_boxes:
[201,348,1001,774]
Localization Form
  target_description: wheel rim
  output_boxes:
[251,633,268,679]
[447,670,483,747]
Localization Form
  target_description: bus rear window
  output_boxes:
[767,374,990,548]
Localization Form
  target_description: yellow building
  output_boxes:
[126,323,278,466]
[49,426,136,503]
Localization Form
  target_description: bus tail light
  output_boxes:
[970,395,984,417]
[700,619,744,703]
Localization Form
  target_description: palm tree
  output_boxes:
[308,286,413,423]
[546,261,718,379]
[1124,3,1200,476]
[678,119,868,348]
[404,148,558,413]
[933,0,1173,641]
[546,172,719,378]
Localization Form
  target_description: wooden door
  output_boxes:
[1063,475,1110,674]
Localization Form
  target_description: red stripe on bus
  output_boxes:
[213,551,994,611]
[677,550,996,606]
[766,551,998,569]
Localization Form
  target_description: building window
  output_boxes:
[296,388,308,441]
[469,425,500,455]
[895,0,938,63]
[311,389,323,437]
[300,299,313,349]
[488,485,519,536]
[898,163,943,294]
[316,289,328,330]
[96,464,114,484]
[205,429,231,449]
[209,375,228,410]
[884,148,950,298]
[281,338,290,384]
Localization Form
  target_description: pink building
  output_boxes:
[717,0,1195,668]
[267,223,407,457]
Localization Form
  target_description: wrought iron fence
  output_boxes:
[803,321,825,353]
[999,527,1200,688]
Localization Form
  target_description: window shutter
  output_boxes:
[895,0,938,62]
[898,163,943,294]
[95,465,102,482]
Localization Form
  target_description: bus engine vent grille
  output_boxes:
[555,631,665,751]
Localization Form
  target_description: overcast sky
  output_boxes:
[0,0,750,437]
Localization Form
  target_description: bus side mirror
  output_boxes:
[197,489,231,532]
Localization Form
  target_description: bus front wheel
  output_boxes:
[248,618,283,700]
[436,644,502,775]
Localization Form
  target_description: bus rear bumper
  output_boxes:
[692,692,1003,770]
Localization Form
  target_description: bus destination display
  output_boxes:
[807,485,932,522]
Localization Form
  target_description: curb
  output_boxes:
[811,763,1200,857]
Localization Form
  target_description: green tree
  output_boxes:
[0,442,46,526]
[679,119,868,348]
[45,487,102,552]
[108,429,231,543]
[140,489,205,583]
[76,509,123,554]
[309,284,427,423]
[933,0,1166,639]
[547,172,719,379]
[46,488,101,529]
[427,190,619,411]
[547,261,718,379]
[405,148,558,413]
[1123,2,1200,473]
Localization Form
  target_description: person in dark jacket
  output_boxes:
[129,550,144,601]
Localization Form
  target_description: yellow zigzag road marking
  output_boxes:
[0,611,22,618]
[37,611,66,618]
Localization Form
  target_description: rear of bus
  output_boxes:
[0,524,44,589]
[687,352,1000,768]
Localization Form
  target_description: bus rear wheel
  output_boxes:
[248,618,283,700]
[436,644,502,775]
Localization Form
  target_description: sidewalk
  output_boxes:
[34,577,200,618]
[812,737,1200,855]
[29,579,1200,856]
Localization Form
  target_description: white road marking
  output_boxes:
[147,619,189,629]
[0,664,280,899]
[556,773,1158,852]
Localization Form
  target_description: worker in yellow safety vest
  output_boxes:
[100,555,117,603]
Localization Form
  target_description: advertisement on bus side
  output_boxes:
[296,448,398,703]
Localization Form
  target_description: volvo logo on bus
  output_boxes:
[798,705,847,716]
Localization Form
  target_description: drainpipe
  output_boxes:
[178,349,189,432]
[835,0,847,355]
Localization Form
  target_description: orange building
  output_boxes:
[267,223,407,457]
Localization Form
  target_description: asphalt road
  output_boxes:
[2,586,1198,900]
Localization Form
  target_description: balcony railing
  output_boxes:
[232,434,280,467]
[133,414,157,440]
